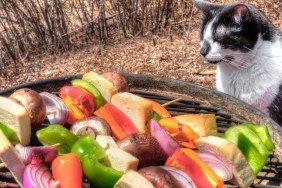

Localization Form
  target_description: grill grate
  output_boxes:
[0,74,281,187]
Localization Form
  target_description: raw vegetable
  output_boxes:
[166,148,223,188]
[40,92,69,125]
[197,152,233,181]
[82,71,119,102]
[71,135,107,161]
[71,135,123,188]
[59,86,95,125]
[195,136,255,188]
[117,133,163,169]
[159,166,196,188]
[51,153,83,188]
[158,117,199,149]
[36,124,78,155]
[23,163,57,188]
[138,166,182,187]
[94,103,127,140]
[15,144,58,165]
[81,154,123,188]
[147,99,172,118]
[101,72,129,92]
[150,119,180,157]
[111,92,153,133]
[152,112,161,121]
[0,122,19,144]
[70,116,112,138]
[223,125,269,174]
[243,122,275,150]
[71,79,106,109]
[95,103,138,140]
[9,88,46,126]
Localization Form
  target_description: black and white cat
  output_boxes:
[193,0,282,126]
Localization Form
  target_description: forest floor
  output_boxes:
[0,31,216,90]
[1,0,282,90]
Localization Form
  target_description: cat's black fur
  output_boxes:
[194,0,282,126]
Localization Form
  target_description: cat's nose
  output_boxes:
[200,41,210,57]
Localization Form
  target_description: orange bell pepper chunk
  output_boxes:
[165,148,223,188]
[60,86,95,125]
[159,117,200,149]
[180,148,224,188]
[51,153,83,188]
[166,148,214,188]
[147,99,172,118]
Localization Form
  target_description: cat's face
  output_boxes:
[194,0,270,68]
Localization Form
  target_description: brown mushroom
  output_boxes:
[117,133,163,169]
[101,72,129,92]
[138,166,182,188]
[9,88,46,126]
[70,116,112,138]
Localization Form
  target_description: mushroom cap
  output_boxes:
[117,133,163,169]
[9,88,46,126]
[101,72,129,92]
[138,166,182,188]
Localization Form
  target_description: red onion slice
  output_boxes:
[23,164,58,188]
[160,166,196,188]
[15,144,58,165]
[40,92,69,125]
[198,152,233,181]
[150,119,180,157]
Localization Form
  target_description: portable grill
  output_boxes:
[0,74,281,188]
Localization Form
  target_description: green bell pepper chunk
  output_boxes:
[71,135,107,163]
[0,122,19,145]
[71,135,123,187]
[81,154,123,188]
[71,79,106,109]
[243,122,275,150]
[223,125,269,174]
[152,111,161,121]
[36,124,78,155]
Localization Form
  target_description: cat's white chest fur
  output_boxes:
[216,37,282,115]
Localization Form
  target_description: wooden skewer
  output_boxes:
[46,109,58,115]
[51,142,65,147]
[162,97,183,107]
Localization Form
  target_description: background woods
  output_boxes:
[0,0,282,89]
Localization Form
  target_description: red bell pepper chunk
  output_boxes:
[147,99,172,118]
[51,153,83,188]
[59,86,95,125]
[94,103,138,140]
[165,148,223,188]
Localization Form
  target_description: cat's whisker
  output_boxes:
[195,0,282,127]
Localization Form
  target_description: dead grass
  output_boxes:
[0,31,216,90]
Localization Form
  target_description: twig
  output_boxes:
[196,70,216,75]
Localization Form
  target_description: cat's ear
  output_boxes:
[231,4,251,24]
[193,0,221,14]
